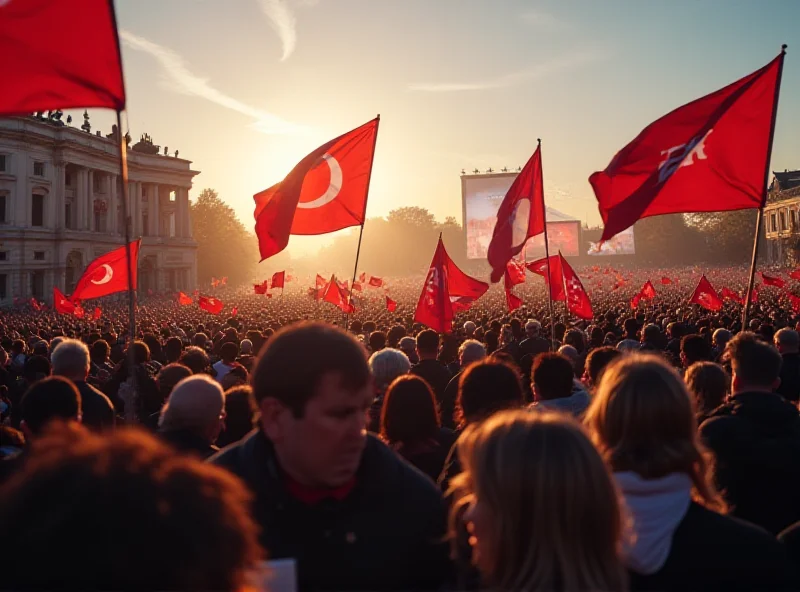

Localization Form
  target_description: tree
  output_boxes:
[190,189,259,286]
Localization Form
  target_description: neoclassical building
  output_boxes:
[764,170,800,265]
[0,113,198,306]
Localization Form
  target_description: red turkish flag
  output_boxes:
[271,271,285,289]
[352,282,363,292]
[504,272,523,312]
[661,277,673,285]
[359,273,366,283]
[254,118,379,260]
[386,296,397,313]
[74,306,85,319]
[488,143,546,282]
[640,280,657,300]
[0,0,125,115]
[561,254,593,320]
[254,282,269,295]
[527,256,566,301]
[369,276,384,288]
[199,296,224,315]
[53,288,75,315]
[71,240,140,301]
[689,276,724,312]
[323,275,354,314]
[447,246,489,312]
[590,50,786,241]
[721,287,743,305]
[178,292,193,305]
[631,293,642,309]
[92,307,102,320]
[761,272,786,288]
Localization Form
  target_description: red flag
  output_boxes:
[199,296,224,315]
[504,272,523,312]
[54,288,76,314]
[231,306,238,317]
[487,143,546,282]
[369,276,384,288]
[0,0,125,115]
[689,276,724,312]
[92,307,102,321]
[74,306,85,319]
[254,282,269,295]
[721,287,744,305]
[71,240,140,301]
[323,275,354,313]
[352,281,363,292]
[590,50,786,241]
[386,296,397,313]
[271,271,285,289]
[561,254,593,320]
[178,292,193,305]
[640,280,657,300]
[631,293,642,309]
[527,256,566,301]
[220,277,228,286]
[761,272,786,288]
[307,287,318,299]
[789,294,800,313]
[661,277,673,285]
[505,260,526,287]
[211,278,220,288]
[790,270,800,281]
[359,272,366,283]
[254,118,379,260]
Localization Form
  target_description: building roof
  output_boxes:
[773,170,800,192]
[545,206,578,223]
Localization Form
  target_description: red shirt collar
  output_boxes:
[283,473,357,505]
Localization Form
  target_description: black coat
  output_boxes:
[700,391,800,534]
[74,380,115,432]
[395,428,457,483]
[159,428,219,459]
[629,502,798,592]
[210,431,451,592]
[779,353,800,403]
[410,359,452,405]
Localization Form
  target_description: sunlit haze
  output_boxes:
[75,0,799,257]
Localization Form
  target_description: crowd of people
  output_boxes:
[2,263,800,591]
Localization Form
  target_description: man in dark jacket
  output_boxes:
[211,323,450,592]
[51,339,115,431]
[774,328,800,403]
[700,332,800,535]
[410,329,451,405]
[519,320,551,357]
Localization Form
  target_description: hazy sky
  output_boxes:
[82,0,799,255]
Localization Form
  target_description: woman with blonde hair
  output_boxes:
[587,354,795,591]
[450,410,628,591]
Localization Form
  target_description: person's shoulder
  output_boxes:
[209,430,261,474]
[682,502,777,544]
[362,435,444,503]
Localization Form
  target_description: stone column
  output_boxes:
[175,188,185,238]
[76,169,86,231]
[54,163,66,229]
[185,190,193,239]
[128,181,138,237]
[108,174,117,235]
[87,170,95,231]
[151,185,160,237]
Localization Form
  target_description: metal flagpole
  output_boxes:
[742,44,787,330]
[346,114,381,330]
[539,139,557,351]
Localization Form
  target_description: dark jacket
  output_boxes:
[629,502,798,592]
[74,380,115,432]
[210,431,451,591]
[779,353,800,403]
[394,428,457,483]
[159,428,219,459]
[410,359,451,405]
[700,391,800,534]
[519,335,550,357]
[441,372,462,430]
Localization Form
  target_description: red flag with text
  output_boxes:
[488,143,546,282]
[561,254,593,320]
[254,118,379,260]
[271,271,285,289]
[0,0,125,115]
[689,276,724,311]
[71,240,140,301]
[178,292,193,305]
[590,51,785,241]
[199,296,224,315]
[386,296,397,313]
[527,256,566,301]
[54,288,75,315]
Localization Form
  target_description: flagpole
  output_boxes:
[346,114,381,330]
[116,110,137,419]
[742,44,787,330]
[539,139,557,351]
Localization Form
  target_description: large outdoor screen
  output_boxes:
[462,173,580,259]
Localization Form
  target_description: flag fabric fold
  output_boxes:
[590,51,785,241]
[761,273,786,288]
[322,275,355,313]
[71,240,140,302]
[561,254,593,320]
[271,271,286,289]
[689,276,724,311]
[54,287,76,314]
[178,292,193,305]
[199,296,224,315]
[254,282,269,295]
[386,296,397,313]
[527,256,566,301]
[661,277,673,285]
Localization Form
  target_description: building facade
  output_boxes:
[0,114,198,306]
[764,170,800,265]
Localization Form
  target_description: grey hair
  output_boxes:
[369,348,411,392]
[526,320,542,334]
[49,336,66,355]
[459,339,487,365]
[51,338,90,379]
[775,328,800,350]
[159,374,225,432]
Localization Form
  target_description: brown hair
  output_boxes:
[684,362,729,415]
[586,354,726,512]
[0,423,263,591]
[380,375,439,444]
[450,410,628,591]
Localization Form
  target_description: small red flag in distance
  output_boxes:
[178,292,193,305]
[199,296,224,315]
[761,273,786,288]
[386,296,397,313]
[689,276,724,312]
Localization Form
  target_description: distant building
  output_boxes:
[0,113,198,306]
[764,170,800,265]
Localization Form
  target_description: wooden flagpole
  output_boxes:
[742,44,787,330]
[539,139,558,351]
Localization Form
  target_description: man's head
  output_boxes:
[239,339,253,356]
[532,353,575,402]
[623,318,639,338]
[712,328,732,350]
[368,348,411,393]
[159,375,226,444]
[90,339,110,363]
[459,339,487,368]
[680,334,712,368]
[457,359,523,426]
[583,346,622,389]
[156,363,193,401]
[164,337,183,363]
[368,331,387,353]
[251,323,372,488]
[416,329,440,360]
[398,336,418,363]
[20,376,82,438]
[642,324,661,344]
[725,332,782,394]
[219,342,239,364]
[51,339,91,383]
[525,320,542,339]
[180,346,211,375]
[774,328,800,355]
[463,321,477,337]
